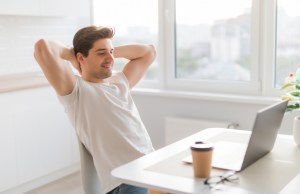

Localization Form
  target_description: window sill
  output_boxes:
[132,88,280,105]
[0,72,49,93]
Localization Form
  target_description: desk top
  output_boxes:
[112,128,300,194]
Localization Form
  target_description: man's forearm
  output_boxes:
[60,46,81,73]
[44,40,80,72]
[113,44,155,60]
[117,43,156,88]
[39,40,76,61]
[46,40,73,61]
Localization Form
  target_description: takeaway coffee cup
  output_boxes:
[190,142,214,178]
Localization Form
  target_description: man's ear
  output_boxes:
[74,53,85,75]
[76,52,85,64]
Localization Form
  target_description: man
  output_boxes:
[34,26,156,194]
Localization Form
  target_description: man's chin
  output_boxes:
[101,71,112,79]
[106,71,113,77]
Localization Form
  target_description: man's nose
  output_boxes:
[106,53,114,62]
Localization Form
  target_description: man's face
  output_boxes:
[80,38,114,82]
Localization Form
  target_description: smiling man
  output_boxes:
[34,26,156,194]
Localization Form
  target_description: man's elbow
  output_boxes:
[34,39,47,54]
[147,44,157,63]
[33,39,51,63]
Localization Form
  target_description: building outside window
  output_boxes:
[276,0,300,88]
[175,0,251,82]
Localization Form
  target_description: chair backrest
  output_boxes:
[78,138,102,194]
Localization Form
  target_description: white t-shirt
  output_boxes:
[58,72,154,193]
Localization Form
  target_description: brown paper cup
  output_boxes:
[191,142,213,178]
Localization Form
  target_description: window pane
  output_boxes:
[175,0,252,82]
[93,0,158,80]
[276,0,300,88]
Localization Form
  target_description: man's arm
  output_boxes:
[34,39,78,96]
[114,44,156,89]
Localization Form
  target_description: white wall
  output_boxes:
[0,15,89,75]
[132,92,296,149]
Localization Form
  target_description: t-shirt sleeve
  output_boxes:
[115,72,130,87]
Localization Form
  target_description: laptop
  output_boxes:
[183,100,288,172]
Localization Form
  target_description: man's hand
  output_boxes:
[65,48,82,75]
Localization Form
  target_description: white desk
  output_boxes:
[112,128,300,194]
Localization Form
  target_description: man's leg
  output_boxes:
[118,184,147,194]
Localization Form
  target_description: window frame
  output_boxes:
[261,0,283,97]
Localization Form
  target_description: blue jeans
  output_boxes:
[107,184,147,194]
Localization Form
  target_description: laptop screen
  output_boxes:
[240,100,288,170]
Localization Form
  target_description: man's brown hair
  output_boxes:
[73,26,115,57]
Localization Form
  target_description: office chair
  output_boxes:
[77,138,102,194]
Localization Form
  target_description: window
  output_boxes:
[163,0,259,95]
[93,0,159,81]
[276,0,300,88]
[92,0,293,96]
[175,0,252,82]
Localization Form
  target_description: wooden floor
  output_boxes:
[25,172,84,194]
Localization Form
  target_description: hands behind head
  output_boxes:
[69,48,82,75]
